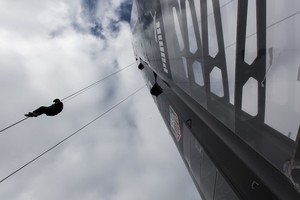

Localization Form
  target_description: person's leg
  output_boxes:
[32,106,48,117]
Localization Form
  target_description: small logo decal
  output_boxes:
[170,105,181,142]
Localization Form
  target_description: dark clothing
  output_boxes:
[33,101,63,116]
[25,99,63,117]
[150,83,162,97]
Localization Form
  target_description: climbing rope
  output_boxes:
[0,85,146,184]
[0,117,29,134]
[61,62,136,102]
[0,62,136,134]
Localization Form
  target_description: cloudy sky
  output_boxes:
[0,0,200,199]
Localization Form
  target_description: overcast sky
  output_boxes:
[0,0,200,199]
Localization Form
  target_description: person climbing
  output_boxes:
[25,99,63,117]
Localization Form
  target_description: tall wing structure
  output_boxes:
[131,0,300,199]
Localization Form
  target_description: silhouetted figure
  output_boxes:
[25,99,63,117]
[150,72,162,97]
[138,63,144,70]
[150,83,162,97]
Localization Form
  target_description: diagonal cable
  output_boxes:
[61,62,136,102]
[0,62,137,134]
[0,85,146,184]
[0,118,29,134]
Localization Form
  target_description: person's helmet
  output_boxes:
[53,99,61,103]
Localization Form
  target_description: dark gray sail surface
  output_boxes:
[131,0,300,199]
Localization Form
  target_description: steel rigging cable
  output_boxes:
[61,62,136,103]
[0,62,136,134]
[0,118,29,134]
[0,85,146,184]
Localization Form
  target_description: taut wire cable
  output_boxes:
[0,85,146,184]
[0,62,137,134]
[61,62,136,102]
[0,117,29,134]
